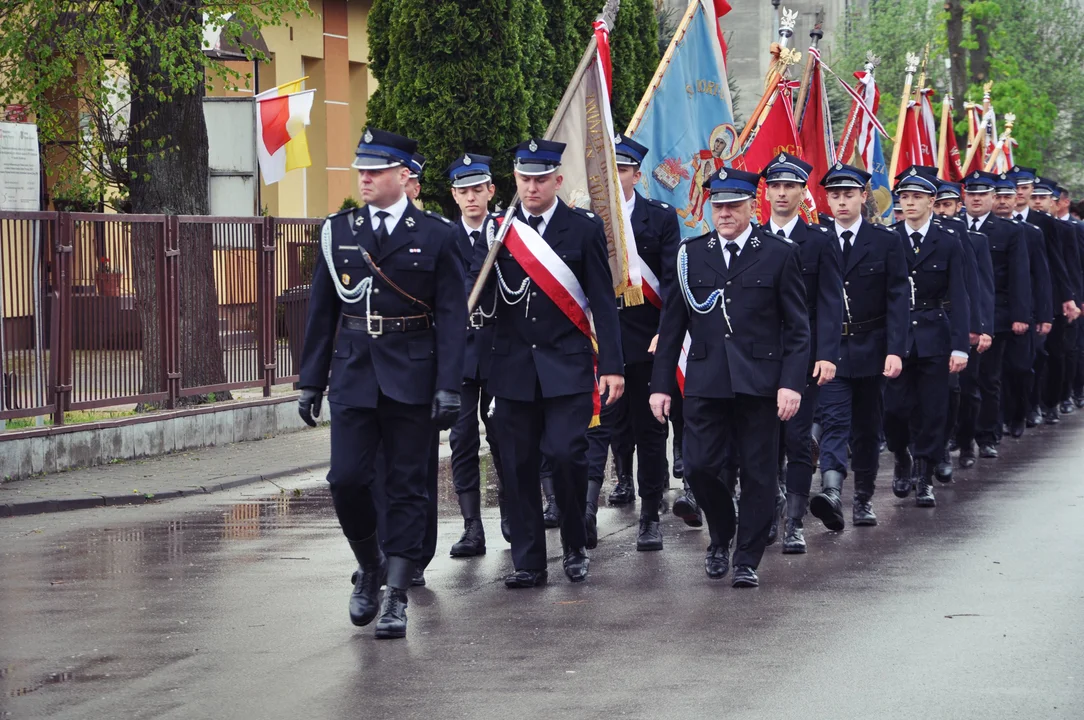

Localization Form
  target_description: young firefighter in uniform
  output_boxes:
[487,139,624,587]
[811,163,908,528]
[759,153,843,552]
[932,179,993,478]
[584,135,680,551]
[650,166,809,588]
[885,166,970,509]
[297,128,466,639]
[445,153,509,557]
[1054,185,1084,410]
[1011,166,1081,426]
[963,171,1030,464]
[994,172,1052,438]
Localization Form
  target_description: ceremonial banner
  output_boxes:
[626,0,736,239]
[734,84,817,225]
[894,105,924,176]
[942,107,965,181]
[798,48,834,216]
[548,19,641,304]
[917,89,938,167]
[256,84,315,185]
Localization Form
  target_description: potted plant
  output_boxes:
[96,256,123,296]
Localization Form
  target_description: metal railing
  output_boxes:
[0,211,321,426]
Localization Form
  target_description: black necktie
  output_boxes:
[528,215,544,233]
[910,231,922,254]
[841,230,854,267]
[970,219,980,232]
[725,241,739,267]
[374,210,391,251]
[469,230,481,247]
[774,226,788,240]
[1014,213,1023,221]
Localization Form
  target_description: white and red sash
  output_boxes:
[641,258,693,396]
[501,216,602,427]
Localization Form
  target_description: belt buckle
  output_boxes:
[469,309,484,329]
[366,314,384,336]
[616,296,625,310]
[841,322,850,336]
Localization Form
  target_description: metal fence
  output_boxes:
[0,211,321,425]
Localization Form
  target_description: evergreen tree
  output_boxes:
[610,0,660,131]
[367,0,539,211]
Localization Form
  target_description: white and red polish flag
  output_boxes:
[256,87,315,185]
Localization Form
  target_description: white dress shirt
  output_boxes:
[721,224,754,267]
[368,193,410,235]
[966,212,991,231]
[770,214,801,240]
[835,217,863,252]
[524,198,560,236]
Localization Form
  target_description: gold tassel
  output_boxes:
[589,414,601,428]
[622,285,645,307]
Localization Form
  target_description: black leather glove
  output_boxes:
[298,389,324,427]
[431,389,461,431]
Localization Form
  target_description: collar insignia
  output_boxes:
[405,216,416,228]
[354,213,365,227]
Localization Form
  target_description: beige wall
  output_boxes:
[229,0,375,218]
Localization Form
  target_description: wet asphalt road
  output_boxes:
[2,419,1084,720]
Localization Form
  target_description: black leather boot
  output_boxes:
[450,491,486,557]
[672,440,684,479]
[852,474,877,526]
[375,557,412,639]
[766,472,786,546]
[561,542,590,582]
[584,479,601,549]
[497,482,512,543]
[935,446,954,483]
[541,472,561,528]
[810,470,845,531]
[673,480,703,527]
[781,492,807,554]
[347,534,387,627]
[914,459,936,508]
[892,450,913,498]
[958,441,976,468]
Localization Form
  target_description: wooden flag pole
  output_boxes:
[983,113,1016,172]
[887,52,920,183]
[793,16,824,128]
[937,96,951,179]
[625,0,701,135]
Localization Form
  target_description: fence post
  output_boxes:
[50,213,74,426]
[259,216,276,397]
[161,216,182,407]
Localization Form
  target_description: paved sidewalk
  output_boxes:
[0,428,322,517]
[0,427,461,517]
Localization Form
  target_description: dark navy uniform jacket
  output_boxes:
[783,220,843,369]
[486,199,623,402]
[461,213,500,382]
[936,215,991,337]
[835,219,910,378]
[1022,208,1077,306]
[894,220,971,358]
[621,192,680,365]
[651,224,809,398]
[1055,215,1084,302]
[1020,221,1054,325]
[969,214,1030,333]
[299,203,467,407]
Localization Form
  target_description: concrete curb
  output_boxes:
[0,460,331,518]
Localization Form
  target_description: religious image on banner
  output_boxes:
[626,0,736,239]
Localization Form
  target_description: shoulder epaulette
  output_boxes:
[424,209,453,225]
[871,223,894,233]
[645,197,672,211]
[569,206,598,220]
[327,207,355,220]
[761,229,793,245]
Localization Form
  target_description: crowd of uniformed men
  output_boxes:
[295,126,1084,639]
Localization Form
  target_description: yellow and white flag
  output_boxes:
[256,79,314,184]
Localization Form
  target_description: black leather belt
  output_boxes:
[468,308,494,329]
[913,299,951,310]
[342,313,432,335]
[615,296,626,309]
[841,316,886,336]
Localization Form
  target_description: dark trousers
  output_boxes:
[1005,331,1037,426]
[976,334,1009,445]
[495,391,594,571]
[818,374,884,499]
[327,397,433,562]
[884,354,951,464]
[953,347,982,449]
[450,375,503,495]
[671,391,684,460]
[586,361,668,509]
[780,377,820,505]
[683,394,779,569]
[1059,321,1079,402]
[1042,316,1074,408]
[372,429,438,568]
[1075,330,1084,396]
